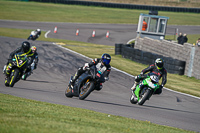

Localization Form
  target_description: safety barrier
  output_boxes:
[29,0,200,13]
[115,44,186,75]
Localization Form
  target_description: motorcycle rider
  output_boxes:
[4,41,34,79]
[69,53,111,90]
[22,46,39,79]
[131,58,167,94]
[28,29,41,41]
[30,46,39,70]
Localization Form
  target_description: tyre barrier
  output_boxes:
[115,44,186,75]
[115,44,123,55]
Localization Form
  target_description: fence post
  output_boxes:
[187,46,196,77]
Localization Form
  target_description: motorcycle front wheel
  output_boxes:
[130,93,138,104]
[65,86,73,98]
[79,80,94,100]
[9,68,20,87]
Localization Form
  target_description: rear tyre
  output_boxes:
[138,89,151,105]
[9,68,20,87]
[65,86,73,98]
[79,81,94,100]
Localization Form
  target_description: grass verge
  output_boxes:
[0,0,200,25]
[0,93,195,133]
[0,27,200,98]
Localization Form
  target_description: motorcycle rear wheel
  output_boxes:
[138,89,151,105]
[79,81,94,100]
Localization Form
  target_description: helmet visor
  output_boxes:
[156,63,163,69]
[103,59,110,65]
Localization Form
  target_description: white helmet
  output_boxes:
[31,31,36,36]
[37,29,41,32]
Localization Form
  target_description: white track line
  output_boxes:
[52,42,200,100]
[45,30,51,38]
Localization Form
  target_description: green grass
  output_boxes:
[0,1,199,132]
[0,0,200,25]
[0,93,195,133]
[0,27,200,98]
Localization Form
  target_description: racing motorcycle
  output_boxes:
[65,65,105,100]
[27,31,39,41]
[130,73,160,105]
[3,52,28,87]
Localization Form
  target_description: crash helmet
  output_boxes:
[150,75,159,84]
[31,46,37,53]
[21,41,30,53]
[101,53,111,65]
[37,29,41,32]
[155,58,164,70]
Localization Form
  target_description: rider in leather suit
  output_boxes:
[4,41,34,78]
[22,46,39,79]
[69,53,111,90]
[131,58,167,94]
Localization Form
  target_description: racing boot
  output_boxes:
[3,65,7,74]
[69,74,78,88]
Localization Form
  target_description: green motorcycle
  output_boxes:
[4,52,28,87]
[130,73,160,105]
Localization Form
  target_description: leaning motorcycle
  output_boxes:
[130,73,160,105]
[27,31,39,41]
[3,52,28,87]
[65,66,105,100]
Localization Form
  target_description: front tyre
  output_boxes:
[138,89,151,105]
[5,78,9,87]
[9,68,20,87]
[65,86,73,98]
[130,93,138,104]
[79,81,94,100]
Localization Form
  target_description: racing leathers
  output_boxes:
[133,64,167,94]
[22,51,39,79]
[70,58,111,90]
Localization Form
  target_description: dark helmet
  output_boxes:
[155,58,164,70]
[21,41,30,53]
[101,53,111,65]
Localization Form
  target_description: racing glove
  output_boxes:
[83,63,89,70]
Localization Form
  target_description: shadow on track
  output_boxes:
[84,99,143,109]
[24,79,58,84]
[143,105,200,114]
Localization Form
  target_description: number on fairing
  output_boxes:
[149,82,156,88]
[19,60,23,65]
[147,80,156,89]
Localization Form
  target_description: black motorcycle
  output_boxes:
[65,66,105,100]
[4,52,28,87]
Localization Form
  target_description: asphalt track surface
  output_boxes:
[0,21,200,132]
[1,20,200,45]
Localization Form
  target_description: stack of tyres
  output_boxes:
[115,44,123,55]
